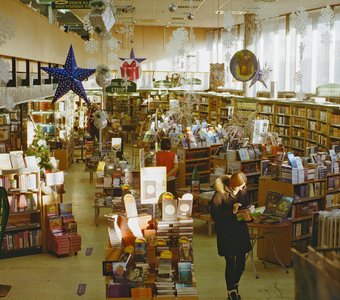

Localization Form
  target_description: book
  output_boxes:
[59,203,72,217]
[131,287,152,297]
[178,262,193,283]
[179,242,193,262]
[134,238,147,263]
[102,260,114,276]
[0,153,12,170]
[177,197,193,219]
[64,221,77,233]
[287,152,298,169]
[106,282,129,297]
[48,216,63,233]
[162,195,177,221]
[112,261,127,283]
[127,266,143,282]
[46,203,58,217]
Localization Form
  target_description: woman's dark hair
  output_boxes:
[160,138,171,151]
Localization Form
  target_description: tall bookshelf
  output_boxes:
[0,168,43,258]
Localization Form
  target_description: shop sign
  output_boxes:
[153,80,173,88]
[52,0,91,9]
[106,79,137,93]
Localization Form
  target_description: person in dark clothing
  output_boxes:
[210,172,252,300]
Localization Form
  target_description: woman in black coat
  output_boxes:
[210,172,252,300]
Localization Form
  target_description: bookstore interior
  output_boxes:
[1,0,340,299]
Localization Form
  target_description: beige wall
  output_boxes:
[0,0,211,73]
[0,0,95,66]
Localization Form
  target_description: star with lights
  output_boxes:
[249,61,272,89]
[42,45,96,105]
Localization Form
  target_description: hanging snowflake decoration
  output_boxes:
[294,71,303,86]
[320,5,334,25]
[0,12,15,46]
[107,37,121,51]
[108,52,118,61]
[85,38,99,54]
[0,58,12,84]
[291,7,308,37]
[320,6,334,47]
[93,110,108,129]
[299,42,305,61]
[119,24,134,34]
[223,10,234,32]
[223,31,236,49]
[321,31,332,46]
[83,13,95,34]
[223,111,256,141]
[255,3,279,33]
[168,92,198,125]
[87,58,98,69]
[261,63,272,82]
[4,94,15,111]
[166,27,189,56]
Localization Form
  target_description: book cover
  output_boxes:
[158,258,172,278]
[0,153,12,170]
[178,262,193,283]
[48,216,63,233]
[134,238,147,263]
[177,199,193,219]
[131,287,152,297]
[162,199,177,221]
[287,152,298,169]
[179,242,193,262]
[127,266,143,282]
[59,203,72,217]
[112,262,127,283]
[102,260,114,276]
[65,221,77,233]
[106,282,129,297]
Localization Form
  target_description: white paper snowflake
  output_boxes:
[225,52,232,62]
[119,24,134,34]
[83,13,94,34]
[321,31,332,46]
[320,5,334,25]
[107,37,121,51]
[223,31,236,49]
[255,3,279,33]
[166,27,189,56]
[223,10,234,32]
[291,7,309,37]
[0,13,15,46]
[294,71,303,86]
[85,38,99,54]
[168,92,199,124]
[0,58,12,84]
[299,42,305,61]
[261,63,272,82]
[87,58,98,69]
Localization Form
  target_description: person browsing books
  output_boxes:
[210,172,252,300]
[153,138,178,197]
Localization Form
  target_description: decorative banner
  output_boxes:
[52,0,91,9]
[106,79,136,93]
[210,63,225,90]
[119,49,146,82]
[153,80,173,89]
[41,45,96,105]
[230,49,258,82]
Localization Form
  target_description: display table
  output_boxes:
[248,220,292,269]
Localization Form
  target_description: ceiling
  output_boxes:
[20,0,340,40]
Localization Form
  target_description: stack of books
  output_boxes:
[155,258,175,296]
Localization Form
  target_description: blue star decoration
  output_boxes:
[249,61,272,89]
[119,48,146,63]
[42,45,96,105]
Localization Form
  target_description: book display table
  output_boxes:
[247,220,292,273]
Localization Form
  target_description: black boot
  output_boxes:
[227,289,238,300]
[235,283,241,300]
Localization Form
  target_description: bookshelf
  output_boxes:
[177,147,211,188]
[0,168,43,258]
